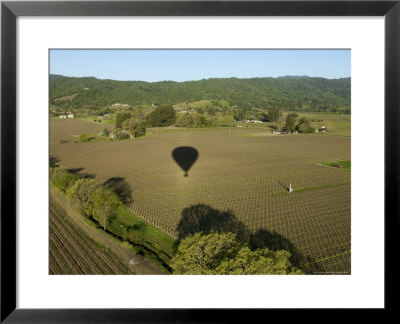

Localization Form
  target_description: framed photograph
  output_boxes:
[1,0,399,321]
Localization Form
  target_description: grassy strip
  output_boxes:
[273,181,351,195]
[107,208,176,262]
[76,132,150,143]
[79,117,115,124]
[315,133,351,138]
[100,223,173,273]
[321,160,351,170]
[108,207,175,258]
[76,133,112,143]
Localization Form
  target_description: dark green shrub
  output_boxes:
[134,124,146,137]
[117,132,130,140]
[52,173,78,193]
[145,105,176,127]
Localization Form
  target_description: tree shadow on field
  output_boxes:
[49,156,60,168]
[177,203,321,274]
[67,168,84,174]
[248,229,321,273]
[67,168,96,179]
[104,177,133,205]
[176,204,250,243]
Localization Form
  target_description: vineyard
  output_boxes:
[50,192,132,274]
[49,187,165,274]
[50,119,351,274]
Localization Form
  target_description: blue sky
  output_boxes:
[50,49,350,82]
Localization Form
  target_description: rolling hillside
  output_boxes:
[49,75,351,113]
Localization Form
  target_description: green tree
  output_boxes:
[122,117,146,138]
[117,132,130,140]
[115,111,132,129]
[176,113,195,128]
[122,117,140,131]
[128,221,148,243]
[171,232,240,274]
[211,114,234,127]
[171,232,302,275]
[285,113,298,132]
[89,186,122,231]
[145,104,176,127]
[133,124,146,138]
[197,115,212,127]
[267,107,282,123]
[51,169,78,193]
[132,106,145,123]
[296,117,315,133]
[66,178,99,214]
[234,108,247,121]
[216,247,301,274]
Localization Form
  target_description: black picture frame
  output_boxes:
[1,0,399,322]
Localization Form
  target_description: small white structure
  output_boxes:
[112,103,129,107]
[288,182,293,193]
[129,258,139,265]
[67,113,74,118]
[59,115,67,119]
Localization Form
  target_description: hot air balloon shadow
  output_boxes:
[172,146,199,177]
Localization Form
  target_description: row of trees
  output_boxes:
[50,166,147,238]
[176,112,234,128]
[115,105,283,130]
[115,104,176,134]
[169,105,282,127]
[67,178,122,231]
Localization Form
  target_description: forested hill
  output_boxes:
[49,74,65,80]
[49,75,351,113]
